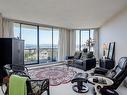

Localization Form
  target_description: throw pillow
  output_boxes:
[87,52,94,58]
[80,52,87,60]
[74,52,81,59]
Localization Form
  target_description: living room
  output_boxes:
[0,0,127,95]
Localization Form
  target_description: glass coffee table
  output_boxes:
[65,59,74,69]
[88,76,114,95]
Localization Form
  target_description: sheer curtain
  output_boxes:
[58,28,70,61]
[2,18,14,38]
[93,28,99,60]
[70,29,76,56]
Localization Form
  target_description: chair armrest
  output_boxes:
[30,79,49,92]
[66,56,74,60]
[82,58,96,71]
[94,67,108,75]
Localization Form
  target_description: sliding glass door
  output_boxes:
[81,30,89,50]
[76,29,95,51]
[39,27,52,63]
[39,27,59,63]
[21,24,38,64]
[14,23,60,64]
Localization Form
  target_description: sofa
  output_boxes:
[66,49,96,71]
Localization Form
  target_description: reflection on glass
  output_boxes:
[21,24,37,64]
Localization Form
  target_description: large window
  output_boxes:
[81,30,89,50]
[21,24,38,64]
[76,29,94,51]
[39,27,52,63]
[14,23,59,64]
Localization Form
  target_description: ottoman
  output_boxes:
[71,73,88,93]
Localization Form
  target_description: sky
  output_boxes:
[14,24,94,48]
[14,26,59,45]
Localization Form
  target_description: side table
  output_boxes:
[65,59,74,69]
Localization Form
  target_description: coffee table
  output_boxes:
[64,59,74,69]
[88,76,114,95]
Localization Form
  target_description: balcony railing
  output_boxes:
[24,48,58,64]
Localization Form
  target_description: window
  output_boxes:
[39,27,52,63]
[81,30,89,50]
[76,29,95,51]
[14,23,59,64]
[21,24,38,64]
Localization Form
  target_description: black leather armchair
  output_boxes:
[93,57,127,95]
[68,51,96,71]
[66,51,82,60]
[73,57,96,71]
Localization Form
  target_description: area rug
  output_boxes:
[29,66,77,86]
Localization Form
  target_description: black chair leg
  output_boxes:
[47,87,50,95]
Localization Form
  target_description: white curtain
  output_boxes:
[93,28,99,60]
[58,28,70,61]
[2,18,14,38]
[70,29,76,56]
[0,13,3,38]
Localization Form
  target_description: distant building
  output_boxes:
[40,50,48,59]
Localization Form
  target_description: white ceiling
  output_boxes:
[0,0,127,29]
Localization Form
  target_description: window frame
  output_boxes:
[76,29,94,51]
[14,23,59,65]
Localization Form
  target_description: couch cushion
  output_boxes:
[80,52,87,60]
[75,60,83,65]
[74,52,81,59]
[87,52,94,58]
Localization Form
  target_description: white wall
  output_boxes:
[99,8,127,63]
[0,13,2,37]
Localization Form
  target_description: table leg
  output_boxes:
[95,84,103,95]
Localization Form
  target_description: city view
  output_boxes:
[24,44,58,64]
[14,23,94,64]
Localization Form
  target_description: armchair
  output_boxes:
[69,51,96,71]
[1,64,50,95]
[92,57,127,95]
[66,51,82,60]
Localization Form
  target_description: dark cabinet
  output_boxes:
[0,38,24,70]
[0,38,24,85]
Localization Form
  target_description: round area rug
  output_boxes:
[29,66,77,86]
